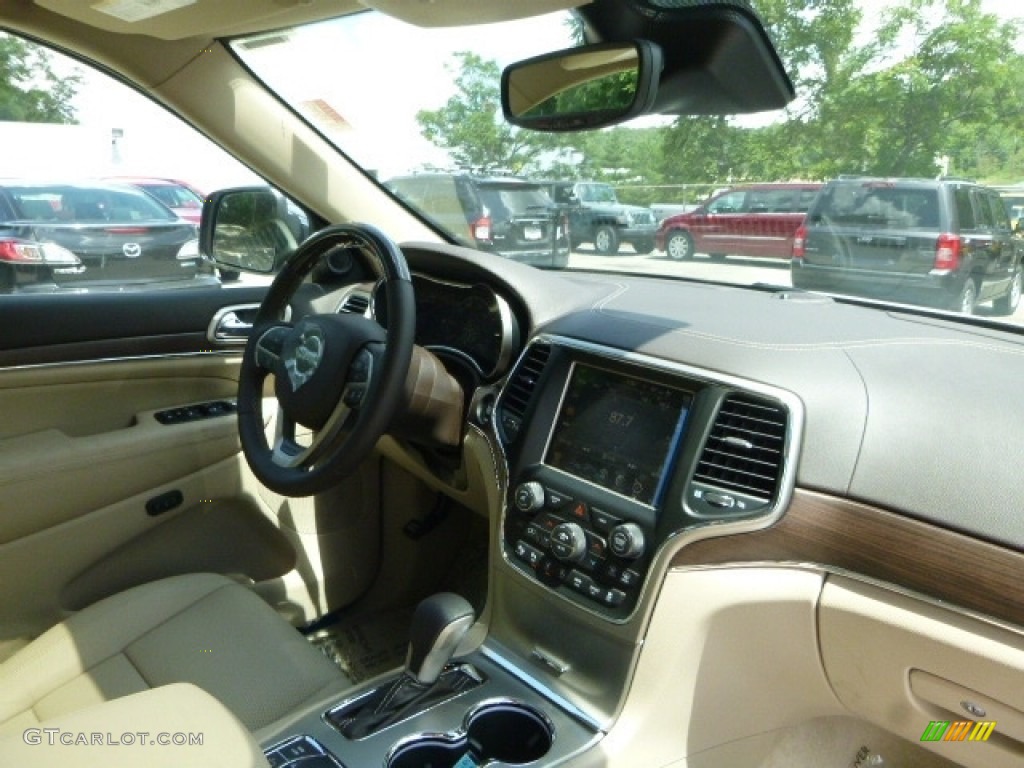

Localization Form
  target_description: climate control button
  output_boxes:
[514,482,545,513]
[550,522,588,563]
[608,523,645,560]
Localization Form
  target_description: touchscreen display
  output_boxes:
[544,365,690,506]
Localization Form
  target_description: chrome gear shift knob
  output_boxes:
[405,592,476,685]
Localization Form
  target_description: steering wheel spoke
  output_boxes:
[270,399,354,469]
[254,323,291,371]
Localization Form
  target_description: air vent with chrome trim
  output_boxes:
[496,343,551,443]
[688,393,788,517]
[337,292,370,316]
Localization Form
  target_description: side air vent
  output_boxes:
[338,293,370,316]
[690,393,788,514]
[497,343,551,443]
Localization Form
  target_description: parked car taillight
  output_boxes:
[473,216,492,241]
[934,232,961,271]
[0,239,80,265]
[792,224,807,260]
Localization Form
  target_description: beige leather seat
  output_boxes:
[0,573,350,736]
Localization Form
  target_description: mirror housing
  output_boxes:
[501,41,662,132]
[200,187,311,274]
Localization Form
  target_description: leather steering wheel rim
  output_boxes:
[236,223,415,497]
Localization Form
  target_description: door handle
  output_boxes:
[217,312,252,336]
[207,303,261,345]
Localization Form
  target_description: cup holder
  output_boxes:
[386,700,554,768]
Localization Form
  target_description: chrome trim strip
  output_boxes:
[322,662,486,741]
[493,333,805,626]
[0,349,241,372]
[480,644,605,732]
[383,696,559,766]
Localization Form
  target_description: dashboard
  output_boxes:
[307,242,1024,766]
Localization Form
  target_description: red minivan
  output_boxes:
[656,182,822,260]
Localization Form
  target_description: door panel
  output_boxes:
[0,287,301,639]
[0,456,263,640]
[0,356,243,541]
[0,285,270,366]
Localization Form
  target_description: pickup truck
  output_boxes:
[541,180,658,255]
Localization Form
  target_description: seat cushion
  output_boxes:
[0,573,350,735]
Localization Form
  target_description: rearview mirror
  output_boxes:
[501,41,662,132]
[200,187,311,274]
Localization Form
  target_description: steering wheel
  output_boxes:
[237,223,415,497]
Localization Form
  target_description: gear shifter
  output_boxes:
[334,593,479,739]
[405,592,476,685]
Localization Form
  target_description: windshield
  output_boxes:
[233,2,1024,325]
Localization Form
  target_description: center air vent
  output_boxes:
[496,343,551,443]
[689,393,788,515]
[338,293,370,316]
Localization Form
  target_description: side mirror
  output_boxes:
[200,187,311,274]
[501,41,663,132]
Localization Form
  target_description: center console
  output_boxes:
[261,648,601,768]
[497,337,798,621]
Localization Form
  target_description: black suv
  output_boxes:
[792,177,1023,315]
[542,180,658,255]
[384,174,569,268]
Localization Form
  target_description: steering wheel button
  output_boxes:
[343,385,366,407]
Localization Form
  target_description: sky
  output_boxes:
[8,0,1024,190]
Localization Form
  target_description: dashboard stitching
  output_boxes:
[469,420,505,495]
[839,349,873,496]
[590,281,630,310]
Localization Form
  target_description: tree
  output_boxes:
[416,52,556,174]
[0,33,79,123]
[419,1,1024,189]
[660,0,1024,183]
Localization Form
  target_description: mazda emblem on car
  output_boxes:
[122,242,141,258]
[284,324,325,390]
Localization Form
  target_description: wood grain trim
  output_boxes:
[671,489,1024,628]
